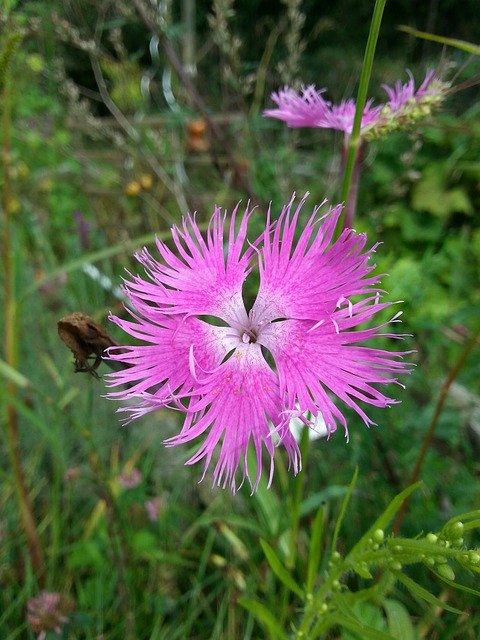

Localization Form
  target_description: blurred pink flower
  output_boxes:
[27,591,74,640]
[118,468,143,489]
[264,70,446,138]
[106,194,411,492]
[145,496,164,521]
[63,467,82,481]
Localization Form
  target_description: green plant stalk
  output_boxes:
[277,429,310,626]
[338,0,387,232]
[286,426,310,570]
[392,324,480,535]
[2,66,45,585]
[341,140,364,230]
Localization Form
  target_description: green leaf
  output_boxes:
[0,358,32,389]
[398,25,480,56]
[251,465,282,536]
[307,506,325,593]
[394,571,463,614]
[334,597,389,638]
[260,539,304,598]
[300,485,349,517]
[462,518,480,531]
[238,597,288,640]
[332,467,359,552]
[382,599,416,640]
[431,570,480,597]
[352,562,373,579]
[348,483,420,558]
[23,225,206,299]
[331,608,395,640]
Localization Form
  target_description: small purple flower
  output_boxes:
[145,496,164,521]
[118,468,143,489]
[264,70,447,139]
[27,591,74,640]
[106,195,410,492]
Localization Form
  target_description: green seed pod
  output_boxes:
[449,522,464,538]
[426,533,438,544]
[436,563,455,581]
[373,529,385,544]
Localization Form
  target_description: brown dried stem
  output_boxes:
[2,40,45,585]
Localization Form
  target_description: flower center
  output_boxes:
[241,327,258,344]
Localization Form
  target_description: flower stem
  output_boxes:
[2,54,45,585]
[392,324,480,535]
[338,0,387,232]
[341,141,364,230]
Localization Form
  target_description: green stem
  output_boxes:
[392,325,480,535]
[338,0,387,232]
[287,426,310,570]
[341,141,364,230]
[2,58,45,585]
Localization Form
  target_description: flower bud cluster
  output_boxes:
[421,523,467,581]
[363,80,450,141]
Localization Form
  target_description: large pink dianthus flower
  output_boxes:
[264,70,446,138]
[106,195,410,492]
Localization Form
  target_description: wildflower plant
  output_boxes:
[264,69,448,141]
[106,194,411,492]
[264,69,449,230]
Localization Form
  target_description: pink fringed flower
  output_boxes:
[264,70,447,139]
[106,195,410,492]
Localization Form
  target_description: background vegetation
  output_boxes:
[1,0,480,638]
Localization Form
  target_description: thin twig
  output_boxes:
[131,0,263,206]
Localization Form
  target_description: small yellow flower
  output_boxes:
[8,197,21,214]
[124,180,141,197]
[140,174,153,190]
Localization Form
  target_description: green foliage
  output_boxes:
[1,1,480,639]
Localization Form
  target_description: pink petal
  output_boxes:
[125,204,253,327]
[106,312,238,420]
[259,315,410,437]
[263,85,331,128]
[165,343,300,492]
[250,195,381,325]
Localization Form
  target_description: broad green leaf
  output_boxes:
[399,25,480,56]
[394,571,463,614]
[383,599,416,640]
[260,539,304,598]
[238,597,288,640]
[307,506,325,592]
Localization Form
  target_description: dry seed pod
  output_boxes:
[57,312,118,379]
